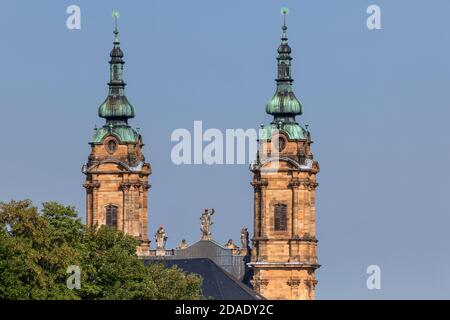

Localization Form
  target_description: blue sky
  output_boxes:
[1,0,450,299]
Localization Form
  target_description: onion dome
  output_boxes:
[261,8,307,141]
[98,13,135,121]
[92,12,140,144]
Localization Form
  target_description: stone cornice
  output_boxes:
[248,261,320,269]
[83,160,152,176]
[84,169,151,176]
[289,235,319,243]
[253,236,318,243]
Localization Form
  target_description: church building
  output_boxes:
[249,8,320,300]
[82,17,151,256]
[82,9,319,300]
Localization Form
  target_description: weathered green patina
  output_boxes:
[261,12,307,141]
[266,84,303,116]
[260,122,307,141]
[92,125,139,143]
[92,16,139,144]
[98,95,135,119]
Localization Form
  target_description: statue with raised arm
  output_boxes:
[200,208,215,240]
[155,225,167,250]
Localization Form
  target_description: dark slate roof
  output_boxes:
[174,240,251,281]
[144,258,263,300]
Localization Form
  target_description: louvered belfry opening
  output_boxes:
[274,203,287,231]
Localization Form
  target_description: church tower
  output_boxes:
[249,9,320,300]
[83,14,151,255]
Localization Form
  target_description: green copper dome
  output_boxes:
[261,12,307,141]
[98,95,135,119]
[266,84,303,116]
[92,125,139,143]
[261,122,307,140]
[97,24,136,120]
[91,15,140,145]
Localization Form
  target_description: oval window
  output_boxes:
[106,139,117,154]
[273,136,286,152]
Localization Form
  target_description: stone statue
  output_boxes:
[177,239,188,250]
[224,239,238,249]
[241,227,249,249]
[200,208,215,240]
[155,225,167,250]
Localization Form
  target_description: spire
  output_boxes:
[266,7,303,120]
[261,7,306,141]
[98,11,135,124]
[277,7,293,83]
[113,10,120,42]
[110,10,123,69]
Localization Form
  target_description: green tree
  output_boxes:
[0,200,203,300]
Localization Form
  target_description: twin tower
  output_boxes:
[82,12,320,300]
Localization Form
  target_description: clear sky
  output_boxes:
[1,0,450,299]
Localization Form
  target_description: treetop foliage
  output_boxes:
[0,200,203,300]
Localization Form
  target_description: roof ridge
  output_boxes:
[201,258,264,300]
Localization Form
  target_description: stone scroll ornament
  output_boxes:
[200,209,215,240]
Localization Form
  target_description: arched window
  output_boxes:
[279,62,290,78]
[279,62,286,78]
[285,64,290,78]
[113,65,119,80]
[274,203,287,231]
[105,205,118,228]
